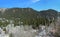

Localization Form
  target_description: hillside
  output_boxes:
[0,8,58,26]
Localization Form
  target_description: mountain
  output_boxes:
[39,9,58,20]
[0,8,58,26]
[2,8,36,18]
[1,8,58,19]
[58,12,60,17]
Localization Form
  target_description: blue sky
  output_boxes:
[0,0,60,11]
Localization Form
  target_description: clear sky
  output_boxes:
[0,0,60,11]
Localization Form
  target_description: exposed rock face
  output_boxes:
[0,27,9,37]
[53,17,60,37]
[6,24,37,37]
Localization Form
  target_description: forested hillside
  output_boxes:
[0,8,58,27]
